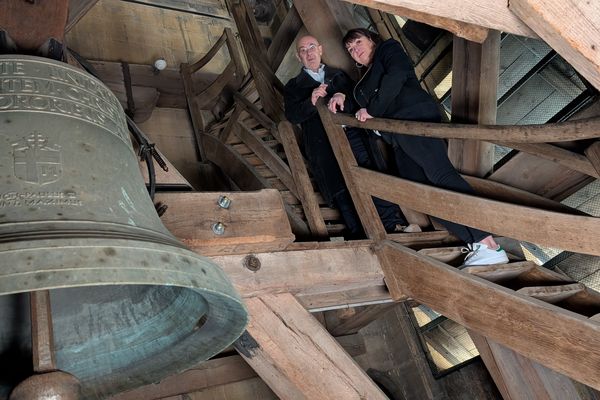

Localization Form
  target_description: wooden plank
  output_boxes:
[126,0,230,18]
[110,355,257,400]
[509,0,600,91]
[294,0,357,78]
[367,2,489,43]
[227,0,285,121]
[233,92,278,137]
[267,5,303,71]
[463,175,588,215]
[278,121,329,237]
[235,293,387,399]
[202,134,311,237]
[236,121,299,199]
[327,304,397,336]
[210,241,389,310]
[471,333,600,400]
[354,166,600,256]
[377,240,600,391]
[517,283,585,304]
[489,152,592,201]
[449,31,500,177]
[342,0,536,38]
[499,142,599,179]
[317,103,387,240]
[585,141,600,176]
[462,262,537,283]
[66,0,100,32]
[331,113,600,143]
[157,190,294,256]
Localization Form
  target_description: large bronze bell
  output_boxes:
[0,55,248,399]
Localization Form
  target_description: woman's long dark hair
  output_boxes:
[342,28,382,48]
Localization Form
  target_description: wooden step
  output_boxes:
[517,283,585,304]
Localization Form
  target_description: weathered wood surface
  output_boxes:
[110,355,257,400]
[210,241,388,310]
[267,5,303,71]
[126,0,230,18]
[509,0,600,92]
[317,103,387,240]
[364,0,490,42]
[470,332,600,400]
[332,113,600,143]
[235,122,299,199]
[377,240,600,391]
[294,0,357,78]
[326,304,397,336]
[463,175,585,215]
[342,0,536,38]
[449,31,499,177]
[354,167,600,256]
[66,0,99,32]
[278,121,329,237]
[202,134,311,237]
[235,293,388,399]
[499,142,599,179]
[157,190,294,256]
[585,141,600,176]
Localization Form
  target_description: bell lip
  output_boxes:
[0,237,249,398]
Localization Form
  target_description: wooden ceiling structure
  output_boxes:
[2,0,600,398]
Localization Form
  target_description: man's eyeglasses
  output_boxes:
[298,44,318,55]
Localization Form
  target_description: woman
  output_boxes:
[332,28,507,266]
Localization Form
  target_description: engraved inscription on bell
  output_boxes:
[12,132,62,185]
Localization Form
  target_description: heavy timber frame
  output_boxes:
[56,0,600,398]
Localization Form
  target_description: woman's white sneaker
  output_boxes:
[462,243,509,266]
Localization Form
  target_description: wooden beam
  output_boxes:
[499,142,599,179]
[342,0,536,38]
[110,355,257,400]
[122,0,230,19]
[449,31,500,177]
[66,0,99,32]
[353,167,600,256]
[364,2,489,43]
[463,175,586,215]
[267,5,303,71]
[157,190,294,256]
[294,0,357,78]
[326,304,397,336]
[317,102,387,240]
[202,134,311,237]
[470,332,600,400]
[210,241,389,310]
[377,240,600,391]
[509,0,600,91]
[235,121,299,199]
[235,293,387,399]
[227,0,285,121]
[584,141,600,176]
[278,121,329,237]
[331,113,600,143]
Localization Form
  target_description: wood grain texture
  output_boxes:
[278,121,329,237]
[67,0,99,32]
[378,240,600,391]
[342,0,536,37]
[509,0,600,91]
[211,241,387,309]
[332,113,600,143]
[585,141,600,176]
[157,190,294,255]
[353,166,600,256]
[236,293,387,399]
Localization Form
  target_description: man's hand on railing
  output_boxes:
[327,92,346,113]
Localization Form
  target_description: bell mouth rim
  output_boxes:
[0,237,249,399]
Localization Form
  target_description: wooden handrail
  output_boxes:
[332,113,600,143]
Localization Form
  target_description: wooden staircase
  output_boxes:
[175,0,600,396]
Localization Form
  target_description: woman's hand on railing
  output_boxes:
[327,93,346,113]
[355,108,373,122]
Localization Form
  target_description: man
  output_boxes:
[283,35,408,237]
